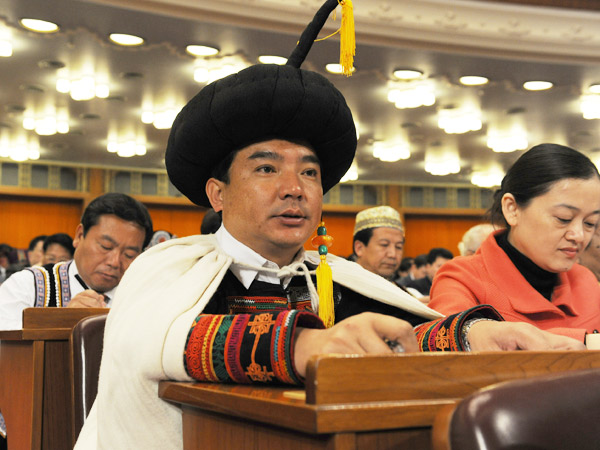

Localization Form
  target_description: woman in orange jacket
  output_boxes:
[428,143,600,343]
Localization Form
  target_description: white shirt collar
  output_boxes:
[214,225,305,289]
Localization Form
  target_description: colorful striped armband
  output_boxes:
[184,310,324,385]
[414,305,504,351]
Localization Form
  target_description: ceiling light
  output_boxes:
[109,33,144,46]
[372,142,410,162]
[19,18,59,33]
[56,69,110,101]
[589,84,600,94]
[487,129,528,152]
[258,55,287,65]
[0,40,11,57]
[580,94,600,119]
[186,45,219,57]
[141,104,183,129]
[591,152,600,171]
[387,81,435,109]
[0,131,40,162]
[340,165,358,182]
[325,63,356,75]
[107,130,147,158]
[393,69,423,80]
[153,109,179,129]
[523,80,553,91]
[22,107,69,136]
[193,67,209,83]
[471,169,504,188]
[459,76,489,86]
[70,76,97,101]
[424,149,460,176]
[193,56,249,84]
[0,25,12,57]
[438,108,482,134]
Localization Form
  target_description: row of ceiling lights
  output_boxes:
[4,18,600,188]
[0,17,359,162]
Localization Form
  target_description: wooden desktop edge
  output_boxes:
[159,350,600,435]
[0,308,109,340]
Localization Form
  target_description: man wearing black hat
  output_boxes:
[76,2,583,448]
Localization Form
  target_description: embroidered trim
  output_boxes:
[27,261,72,308]
[414,304,504,351]
[30,267,49,307]
[58,261,72,306]
[184,310,322,385]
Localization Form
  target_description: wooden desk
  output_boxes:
[160,351,600,450]
[0,308,108,450]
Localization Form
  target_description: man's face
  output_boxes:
[207,139,323,266]
[29,240,45,266]
[44,243,72,265]
[425,256,451,280]
[354,227,404,279]
[73,214,145,292]
[411,264,426,279]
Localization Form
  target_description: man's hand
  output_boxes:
[293,312,418,377]
[468,320,585,351]
[66,290,107,308]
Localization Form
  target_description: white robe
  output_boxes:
[75,234,442,449]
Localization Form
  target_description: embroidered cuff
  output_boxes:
[414,304,503,351]
[184,310,324,385]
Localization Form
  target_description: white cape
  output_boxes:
[75,234,442,449]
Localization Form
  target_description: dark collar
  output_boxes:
[496,231,558,301]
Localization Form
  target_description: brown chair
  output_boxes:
[70,314,107,445]
[432,368,600,450]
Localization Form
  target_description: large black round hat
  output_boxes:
[166,0,357,207]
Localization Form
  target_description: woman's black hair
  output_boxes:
[489,143,600,228]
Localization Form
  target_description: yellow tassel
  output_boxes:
[316,254,335,328]
[311,221,335,328]
[339,0,355,76]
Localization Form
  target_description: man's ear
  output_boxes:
[72,224,84,248]
[205,178,225,212]
[501,193,519,227]
[354,240,365,258]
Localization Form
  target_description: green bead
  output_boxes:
[317,226,327,235]
[318,244,328,255]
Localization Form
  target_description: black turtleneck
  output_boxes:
[495,231,558,301]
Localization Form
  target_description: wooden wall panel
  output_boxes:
[303,213,356,259]
[1,195,492,264]
[403,215,488,258]
[0,197,82,248]
[303,214,492,261]
[146,205,206,238]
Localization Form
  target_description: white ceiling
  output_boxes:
[1,0,600,187]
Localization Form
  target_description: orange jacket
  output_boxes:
[429,231,600,342]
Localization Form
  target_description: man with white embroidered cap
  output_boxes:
[353,206,405,281]
[76,1,584,448]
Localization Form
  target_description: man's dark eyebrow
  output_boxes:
[247,150,320,165]
[302,154,320,165]
[247,151,282,161]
